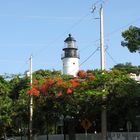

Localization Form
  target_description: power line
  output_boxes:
[105,48,117,65]
[105,18,140,38]
[24,4,140,72]
[66,47,99,75]
[18,16,140,73]
[92,0,109,9]
[33,12,91,57]
[80,47,99,66]
[1,1,140,74]
[79,16,140,64]
[93,0,104,5]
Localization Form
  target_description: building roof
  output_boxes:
[64,34,76,42]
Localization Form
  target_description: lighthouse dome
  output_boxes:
[64,34,76,42]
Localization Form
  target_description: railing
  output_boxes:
[12,132,140,140]
[61,53,80,59]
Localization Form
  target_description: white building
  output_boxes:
[61,34,80,77]
[130,73,140,82]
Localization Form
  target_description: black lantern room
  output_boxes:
[61,34,79,59]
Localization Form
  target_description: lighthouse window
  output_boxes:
[64,49,78,57]
[65,51,69,57]
[71,50,74,56]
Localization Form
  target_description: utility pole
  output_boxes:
[29,55,33,140]
[91,3,107,140]
[100,4,105,70]
[100,5,107,140]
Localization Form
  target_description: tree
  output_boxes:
[27,69,140,135]
[106,70,140,131]
[8,76,29,137]
[121,25,140,53]
[0,76,13,138]
[27,70,98,138]
[112,62,140,75]
[33,69,61,80]
[3,69,140,137]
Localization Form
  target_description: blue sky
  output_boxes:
[0,0,140,75]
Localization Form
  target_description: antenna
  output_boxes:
[91,4,96,13]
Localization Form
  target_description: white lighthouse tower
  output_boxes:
[61,34,80,77]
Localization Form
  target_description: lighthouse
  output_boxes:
[61,34,80,77]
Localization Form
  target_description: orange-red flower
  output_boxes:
[70,79,79,87]
[66,88,73,94]
[46,78,54,86]
[56,78,63,85]
[77,70,87,78]
[56,91,62,97]
[39,83,49,94]
[27,87,40,95]
[87,73,95,81]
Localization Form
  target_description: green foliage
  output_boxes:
[9,76,29,100]
[5,75,30,136]
[33,69,61,80]
[31,69,140,133]
[121,25,140,53]
[0,69,140,135]
[113,62,140,75]
[0,76,13,137]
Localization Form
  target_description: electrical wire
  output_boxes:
[105,18,140,38]
[1,1,140,74]
[93,0,104,5]
[1,12,91,74]
[79,17,140,67]
[33,12,140,70]
[105,48,118,65]
[66,47,99,75]
[80,47,99,66]
[33,12,91,57]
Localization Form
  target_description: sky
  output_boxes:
[0,0,140,75]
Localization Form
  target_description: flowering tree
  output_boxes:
[27,70,96,134]
[1,69,139,136]
[26,69,140,134]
